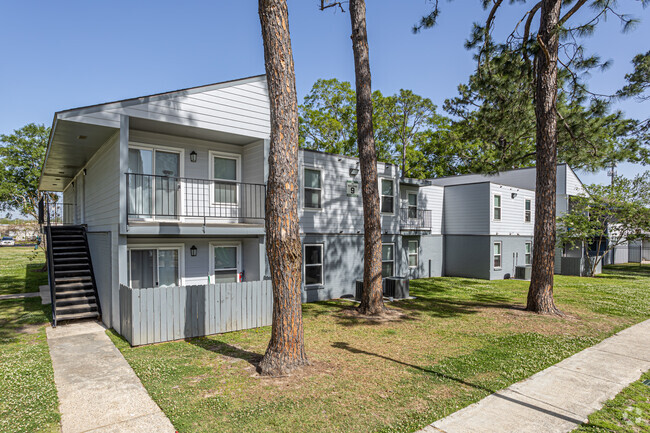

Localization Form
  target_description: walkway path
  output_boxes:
[419,319,650,433]
[46,321,175,433]
[0,292,39,300]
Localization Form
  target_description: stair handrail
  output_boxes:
[43,199,57,326]
[80,226,102,319]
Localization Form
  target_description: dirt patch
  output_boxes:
[11,324,41,335]
[338,306,411,324]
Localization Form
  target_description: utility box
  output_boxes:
[384,277,409,299]
[355,280,364,301]
[515,266,532,280]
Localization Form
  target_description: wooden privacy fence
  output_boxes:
[119,280,273,346]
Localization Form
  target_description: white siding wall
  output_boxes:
[489,184,535,236]
[443,183,490,235]
[60,77,271,139]
[421,185,444,235]
[299,150,400,234]
[565,166,585,196]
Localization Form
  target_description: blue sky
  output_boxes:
[1,1,647,185]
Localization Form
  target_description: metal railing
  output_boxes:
[126,173,266,222]
[38,201,76,225]
[399,207,433,231]
[38,197,57,325]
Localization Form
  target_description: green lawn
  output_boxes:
[573,371,650,432]
[0,246,48,295]
[109,264,650,433]
[0,249,60,433]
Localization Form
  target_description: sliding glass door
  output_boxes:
[128,147,180,218]
[129,247,180,288]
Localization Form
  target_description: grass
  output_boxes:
[0,246,47,295]
[0,249,60,433]
[108,263,650,433]
[573,371,650,432]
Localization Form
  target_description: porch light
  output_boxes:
[349,166,359,177]
[190,245,198,257]
[511,193,518,199]
[190,151,197,163]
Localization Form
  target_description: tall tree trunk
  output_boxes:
[527,0,562,315]
[258,0,309,375]
[349,0,385,315]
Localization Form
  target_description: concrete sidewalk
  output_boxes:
[46,321,175,433]
[0,292,40,300]
[420,319,650,433]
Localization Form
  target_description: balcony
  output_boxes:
[399,207,432,231]
[126,173,265,225]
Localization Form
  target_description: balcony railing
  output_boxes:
[399,207,432,231]
[126,173,265,222]
[38,200,76,225]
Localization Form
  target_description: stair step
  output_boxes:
[53,252,88,259]
[55,276,92,284]
[56,289,95,298]
[56,311,100,322]
[55,281,93,291]
[55,269,91,277]
[56,296,96,307]
[56,304,98,315]
[53,256,89,263]
[53,262,89,269]
[53,245,86,251]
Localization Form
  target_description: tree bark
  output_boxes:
[527,0,562,315]
[258,0,309,375]
[349,0,385,315]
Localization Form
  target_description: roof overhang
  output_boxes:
[39,118,117,191]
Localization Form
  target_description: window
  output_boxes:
[493,242,502,269]
[381,179,394,214]
[407,240,418,268]
[304,244,323,285]
[211,243,240,283]
[211,152,240,204]
[382,243,395,277]
[493,194,501,221]
[525,199,532,223]
[129,246,182,288]
[525,242,532,265]
[128,146,181,218]
[407,192,418,219]
[304,168,322,209]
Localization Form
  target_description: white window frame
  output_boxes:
[493,194,502,221]
[493,241,502,270]
[407,240,419,268]
[382,242,395,277]
[303,243,324,286]
[380,178,395,215]
[127,243,185,288]
[209,241,242,284]
[407,192,418,219]
[525,241,532,265]
[209,151,241,206]
[302,167,323,211]
[128,143,185,222]
[524,199,532,223]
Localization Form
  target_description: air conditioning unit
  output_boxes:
[384,277,409,299]
[515,266,532,280]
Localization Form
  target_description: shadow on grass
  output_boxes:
[0,296,51,344]
[332,341,585,425]
[602,264,650,278]
[187,337,263,368]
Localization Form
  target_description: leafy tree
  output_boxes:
[557,173,650,276]
[417,0,647,315]
[299,79,463,177]
[258,0,309,376]
[618,51,650,101]
[0,124,54,220]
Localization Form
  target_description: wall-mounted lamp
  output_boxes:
[83,168,87,176]
[349,167,359,177]
[190,245,197,257]
[190,151,197,163]
[511,193,518,199]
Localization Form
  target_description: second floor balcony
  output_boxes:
[400,207,433,231]
[126,173,266,225]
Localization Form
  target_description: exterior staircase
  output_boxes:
[47,225,101,325]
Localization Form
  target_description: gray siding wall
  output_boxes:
[87,231,113,328]
[444,235,491,279]
[127,236,263,286]
[299,150,400,234]
[83,134,120,230]
[403,235,443,279]
[300,233,403,302]
[443,183,490,235]
[489,235,534,280]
